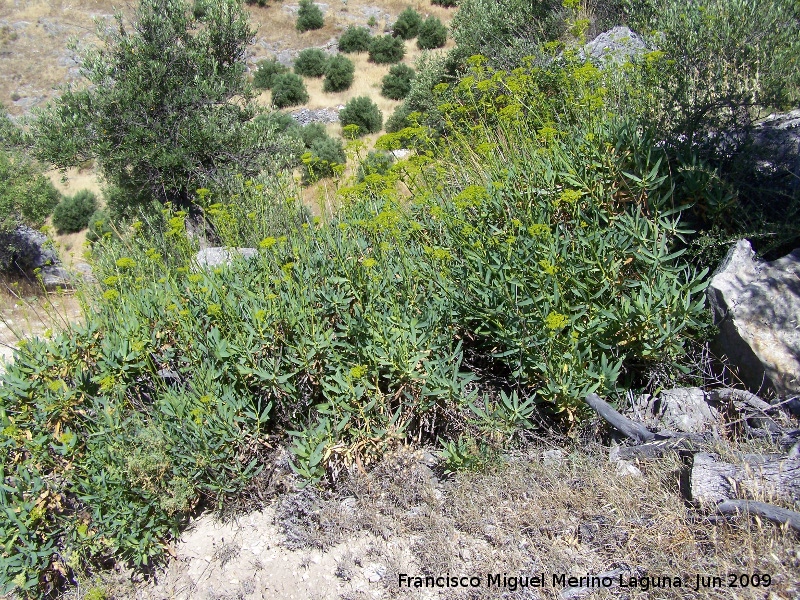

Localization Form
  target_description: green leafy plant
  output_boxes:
[381,64,415,100]
[293,48,329,77]
[271,73,309,108]
[296,0,324,32]
[85,208,115,243]
[417,16,447,49]
[53,189,98,233]
[33,0,294,209]
[339,96,383,137]
[368,34,405,64]
[356,151,395,182]
[253,58,288,90]
[322,54,355,92]
[392,8,422,40]
[0,149,60,236]
[302,136,346,183]
[432,0,457,6]
[338,26,372,53]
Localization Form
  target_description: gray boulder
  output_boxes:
[708,240,800,399]
[40,265,73,291]
[627,387,720,434]
[752,109,800,192]
[0,225,59,272]
[194,247,258,269]
[583,26,648,66]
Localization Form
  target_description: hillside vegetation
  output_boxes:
[1,0,799,596]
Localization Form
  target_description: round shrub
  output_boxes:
[323,54,355,92]
[300,123,329,148]
[85,209,115,243]
[294,48,329,77]
[368,35,405,64]
[432,0,457,6]
[52,189,98,233]
[339,96,383,137]
[392,8,422,40]
[417,16,447,50]
[253,58,288,90]
[357,151,395,182]
[255,110,299,134]
[338,26,372,53]
[296,0,324,32]
[271,73,309,108]
[303,136,346,183]
[381,64,415,100]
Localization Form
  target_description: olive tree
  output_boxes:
[33,0,298,210]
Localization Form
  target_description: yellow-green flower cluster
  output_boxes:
[544,311,569,331]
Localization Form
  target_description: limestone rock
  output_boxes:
[583,26,647,66]
[628,387,720,434]
[0,225,58,272]
[708,240,800,399]
[40,265,73,291]
[194,247,258,269]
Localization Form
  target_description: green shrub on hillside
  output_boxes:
[449,0,565,69]
[381,64,415,100]
[253,58,288,90]
[432,0,457,5]
[85,208,115,243]
[340,96,383,137]
[302,136,346,183]
[32,0,295,211]
[0,150,60,234]
[296,0,324,32]
[417,16,447,49]
[338,26,372,52]
[356,150,395,182]
[53,189,98,233]
[299,123,328,148]
[271,73,309,108]
[393,8,422,40]
[294,48,329,77]
[368,34,405,64]
[323,54,355,92]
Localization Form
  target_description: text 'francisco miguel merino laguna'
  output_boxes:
[398,572,687,592]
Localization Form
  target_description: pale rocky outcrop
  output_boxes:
[194,247,259,269]
[708,240,800,399]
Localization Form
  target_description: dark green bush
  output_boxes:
[32,0,294,209]
[52,189,98,233]
[271,73,309,108]
[340,96,383,137]
[293,48,329,77]
[323,54,355,92]
[356,151,395,182]
[255,110,299,134]
[300,123,329,148]
[417,16,447,49]
[393,7,422,40]
[338,26,372,53]
[85,208,115,243]
[253,58,289,90]
[368,34,405,64]
[381,64,415,100]
[302,136,346,183]
[296,0,324,32]
[432,0,457,5]
[0,149,60,234]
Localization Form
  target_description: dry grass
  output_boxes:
[273,443,800,600]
